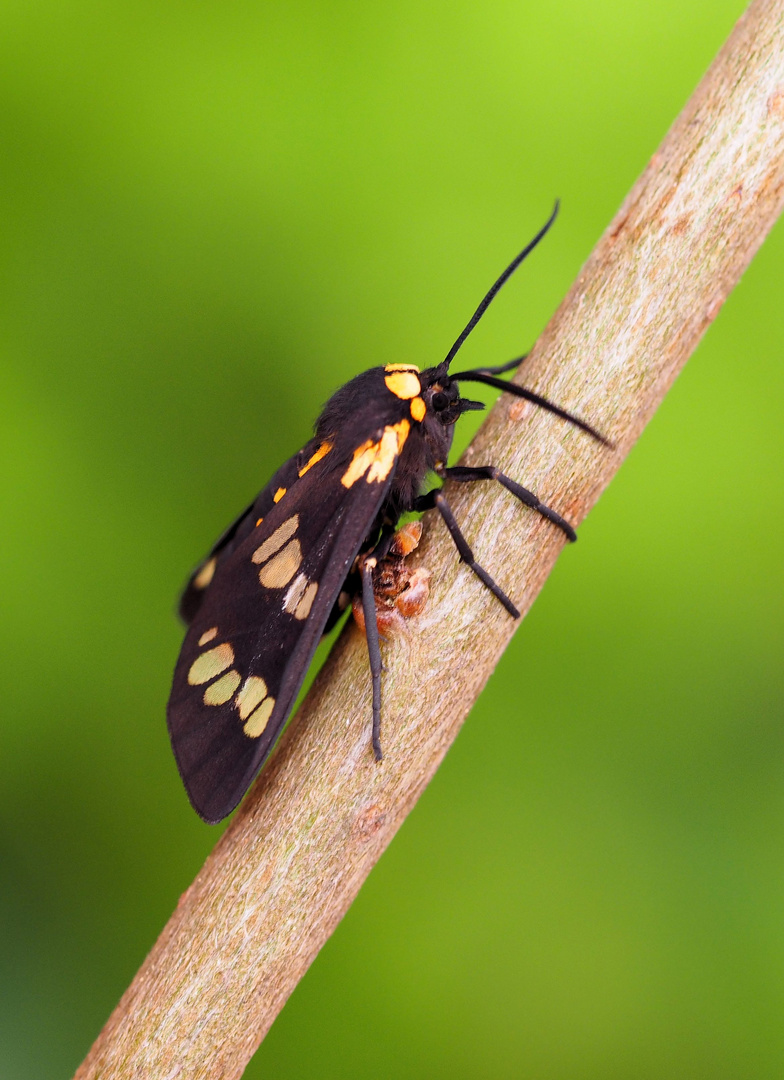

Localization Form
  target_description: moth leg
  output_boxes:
[359,554,384,761]
[415,489,520,619]
[440,465,577,542]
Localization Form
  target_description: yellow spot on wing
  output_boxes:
[410,396,426,422]
[252,515,299,564]
[188,643,235,685]
[236,676,268,720]
[367,419,410,482]
[258,538,302,588]
[244,696,275,738]
[193,557,216,589]
[298,441,332,477]
[384,371,421,400]
[385,363,420,373]
[204,669,241,705]
[198,627,218,646]
[340,440,376,488]
[341,419,410,488]
[273,487,286,503]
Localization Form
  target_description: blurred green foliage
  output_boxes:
[2,1,783,1076]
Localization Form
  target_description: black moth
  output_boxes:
[167,203,607,823]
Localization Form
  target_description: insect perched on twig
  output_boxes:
[167,202,608,823]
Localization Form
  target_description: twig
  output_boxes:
[75,2,784,1076]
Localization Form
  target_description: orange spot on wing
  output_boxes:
[341,420,410,487]
[298,441,332,477]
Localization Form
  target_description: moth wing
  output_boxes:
[177,442,316,624]
[167,453,396,823]
[177,498,255,624]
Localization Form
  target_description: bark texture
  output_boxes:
[76,1,784,1076]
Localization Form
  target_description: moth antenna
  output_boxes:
[451,370,611,445]
[443,202,559,369]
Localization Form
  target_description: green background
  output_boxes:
[2,1,783,1077]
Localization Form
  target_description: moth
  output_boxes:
[167,203,607,822]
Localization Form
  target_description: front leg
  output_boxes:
[413,488,520,618]
[440,465,577,542]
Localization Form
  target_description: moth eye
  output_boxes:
[432,392,449,411]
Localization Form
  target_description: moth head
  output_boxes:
[420,363,484,427]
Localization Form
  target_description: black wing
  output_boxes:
[177,445,314,624]
[167,429,405,823]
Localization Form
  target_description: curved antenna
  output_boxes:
[452,370,611,445]
[443,201,559,369]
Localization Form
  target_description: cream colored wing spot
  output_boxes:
[236,675,268,720]
[203,669,241,706]
[273,486,287,503]
[298,441,332,477]
[283,573,308,614]
[294,582,318,620]
[410,396,426,422]
[283,574,319,619]
[258,537,302,588]
[243,695,275,738]
[193,557,217,590]
[384,371,421,400]
[384,363,420,373]
[188,643,235,685]
[252,514,299,565]
[282,574,319,617]
[198,626,218,647]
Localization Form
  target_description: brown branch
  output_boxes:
[76,2,784,1076]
